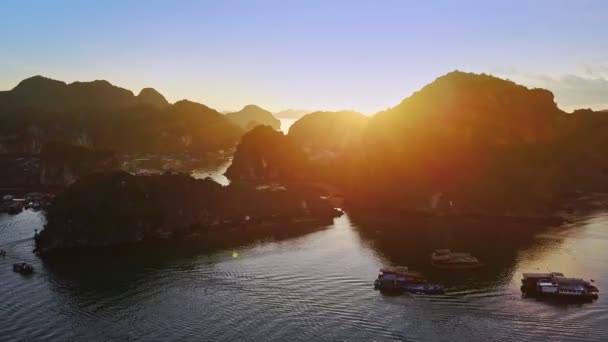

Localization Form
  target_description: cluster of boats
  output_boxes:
[374,250,599,302]
[374,249,483,295]
[0,193,53,215]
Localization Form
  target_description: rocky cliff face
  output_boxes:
[0,142,119,188]
[225,126,310,182]
[39,142,119,186]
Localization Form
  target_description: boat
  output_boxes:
[430,249,483,269]
[0,249,6,257]
[7,203,23,215]
[25,201,42,211]
[521,272,598,301]
[374,267,444,295]
[12,262,34,275]
[379,266,426,280]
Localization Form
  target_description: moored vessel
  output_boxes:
[521,272,598,301]
[13,262,34,275]
[430,249,483,269]
[374,267,444,295]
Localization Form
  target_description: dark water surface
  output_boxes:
[1,209,607,341]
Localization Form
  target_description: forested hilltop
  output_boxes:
[0,76,243,155]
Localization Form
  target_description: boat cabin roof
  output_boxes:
[379,274,407,281]
[380,267,425,278]
[381,266,409,273]
[554,277,587,285]
[538,282,557,287]
[522,272,565,279]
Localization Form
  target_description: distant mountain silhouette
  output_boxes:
[226,105,280,130]
[137,88,169,108]
[0,75,142,110]
[288,110,368,153]
[274,109,312,119]
[0,76,242,155]
[0,75,168,110]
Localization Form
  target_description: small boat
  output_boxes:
[25,201,42,211]
[0,249,6,257]
[374,267,444,295]
[402,283,445,295]
[521,272,598,301]
[12,262,34,275]
[431,249,483,269]
[7,203,23,215]
[379,266,426,280]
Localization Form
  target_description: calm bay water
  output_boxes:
[279,118,298,134]
[190,158,231,186]
[1,121,607,341]
[1,208,608,341]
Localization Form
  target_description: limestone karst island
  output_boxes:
[1,2,607,341]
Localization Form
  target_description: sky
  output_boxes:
[1,0,607,113]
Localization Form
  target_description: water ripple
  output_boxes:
[1,211,608,341]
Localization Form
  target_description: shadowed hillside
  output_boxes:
[35,171,340,253]
[0,75,144,110]
[344,71,566,212]
[229,71,608,215]
[225,126,310,182]
[288,110,368,154]
[347,72,608,213]
[0,76,243,155]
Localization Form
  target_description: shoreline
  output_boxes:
[34,214,337,257]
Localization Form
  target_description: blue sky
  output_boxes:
[1,0,607,113]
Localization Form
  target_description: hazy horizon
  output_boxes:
[2,1,607,113]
